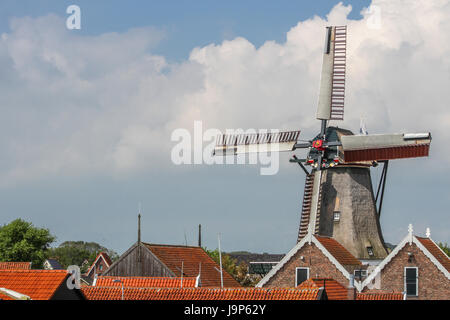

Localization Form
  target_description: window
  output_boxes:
[99,265,103,271]
[354,270,368,279]
[367,247,374,257]
[405,267,418,296]
[333,211,341,221]
[295,267,309,287]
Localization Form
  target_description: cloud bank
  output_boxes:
[0,0,449,186]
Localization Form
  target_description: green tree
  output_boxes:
[0,219,55,268]
[205,249,260,287]
[48,241,118,272]
[205,248,237,276]
[438,242,450,257]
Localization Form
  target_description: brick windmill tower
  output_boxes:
[213,26,432,260]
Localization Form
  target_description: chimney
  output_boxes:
[198,224,202,247]
[347,274,356,300]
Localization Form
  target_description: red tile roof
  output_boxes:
[316,236,361,266]
[357,292,404,300]
[305,278,348,300]
[0,270,68,300]
[144,244,241,287]
[82,286,322,300]
[0,262,32,270]
[95,276,197,288]
[416,237,450,272]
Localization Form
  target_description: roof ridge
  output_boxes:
[143,242,203,249]
[0,269,67,272]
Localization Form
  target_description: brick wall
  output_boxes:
[262,242,350,289]
[362,242,450,300]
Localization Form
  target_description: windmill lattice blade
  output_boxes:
[214,130,301,155]
[316,26,347,121]
[341,133,431,162]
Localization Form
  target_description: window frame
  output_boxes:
[295,267,310,287]
[404,267,418,297]
[354,269,368,279]
[333,211,341,222]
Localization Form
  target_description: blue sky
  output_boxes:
[0,0,370,61]
[0,0,448,255]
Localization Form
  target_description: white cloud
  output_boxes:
[0,0,449,186]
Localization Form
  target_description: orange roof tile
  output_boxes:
[357,292,404,300]
[82,286,322,300]
[316,236,361,266]
[95,276,197,288]
[0,262,32,270]
[416,237,450,272]
[311,278,348,300]
[0,270,68,300]
[144,244,240,287]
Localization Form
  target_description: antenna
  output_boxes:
[184,229,188,246]
[137,204,142,268]
[218,233,224,288]
[181,261,184,288]
[198,262,202,286]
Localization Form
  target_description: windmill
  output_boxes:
[213,26,432,260]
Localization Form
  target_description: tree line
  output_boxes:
[0,219,118,271]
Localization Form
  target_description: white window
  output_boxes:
[404,267,418,296]
[333,211,341,221]
[295,267,309,287]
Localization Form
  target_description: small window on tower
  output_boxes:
[354,269,368,279]
[333,211,341,221]
[367,247,374,257]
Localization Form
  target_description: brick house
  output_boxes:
[256,233,361,289]
[85,252,112,279]
[256,226,449,300]
[359,225,450,300]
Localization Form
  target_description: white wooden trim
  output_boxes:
[312,237,352,281]
[361,235,410,290]
[86,252,111,277]
[256,235,353,288]
[413,238,450,279]
[256,236,309,287]
[361,234,450,291]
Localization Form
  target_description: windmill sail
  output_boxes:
[316,26,347,121]
[341,133,431,162]
[213,131,301,156]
